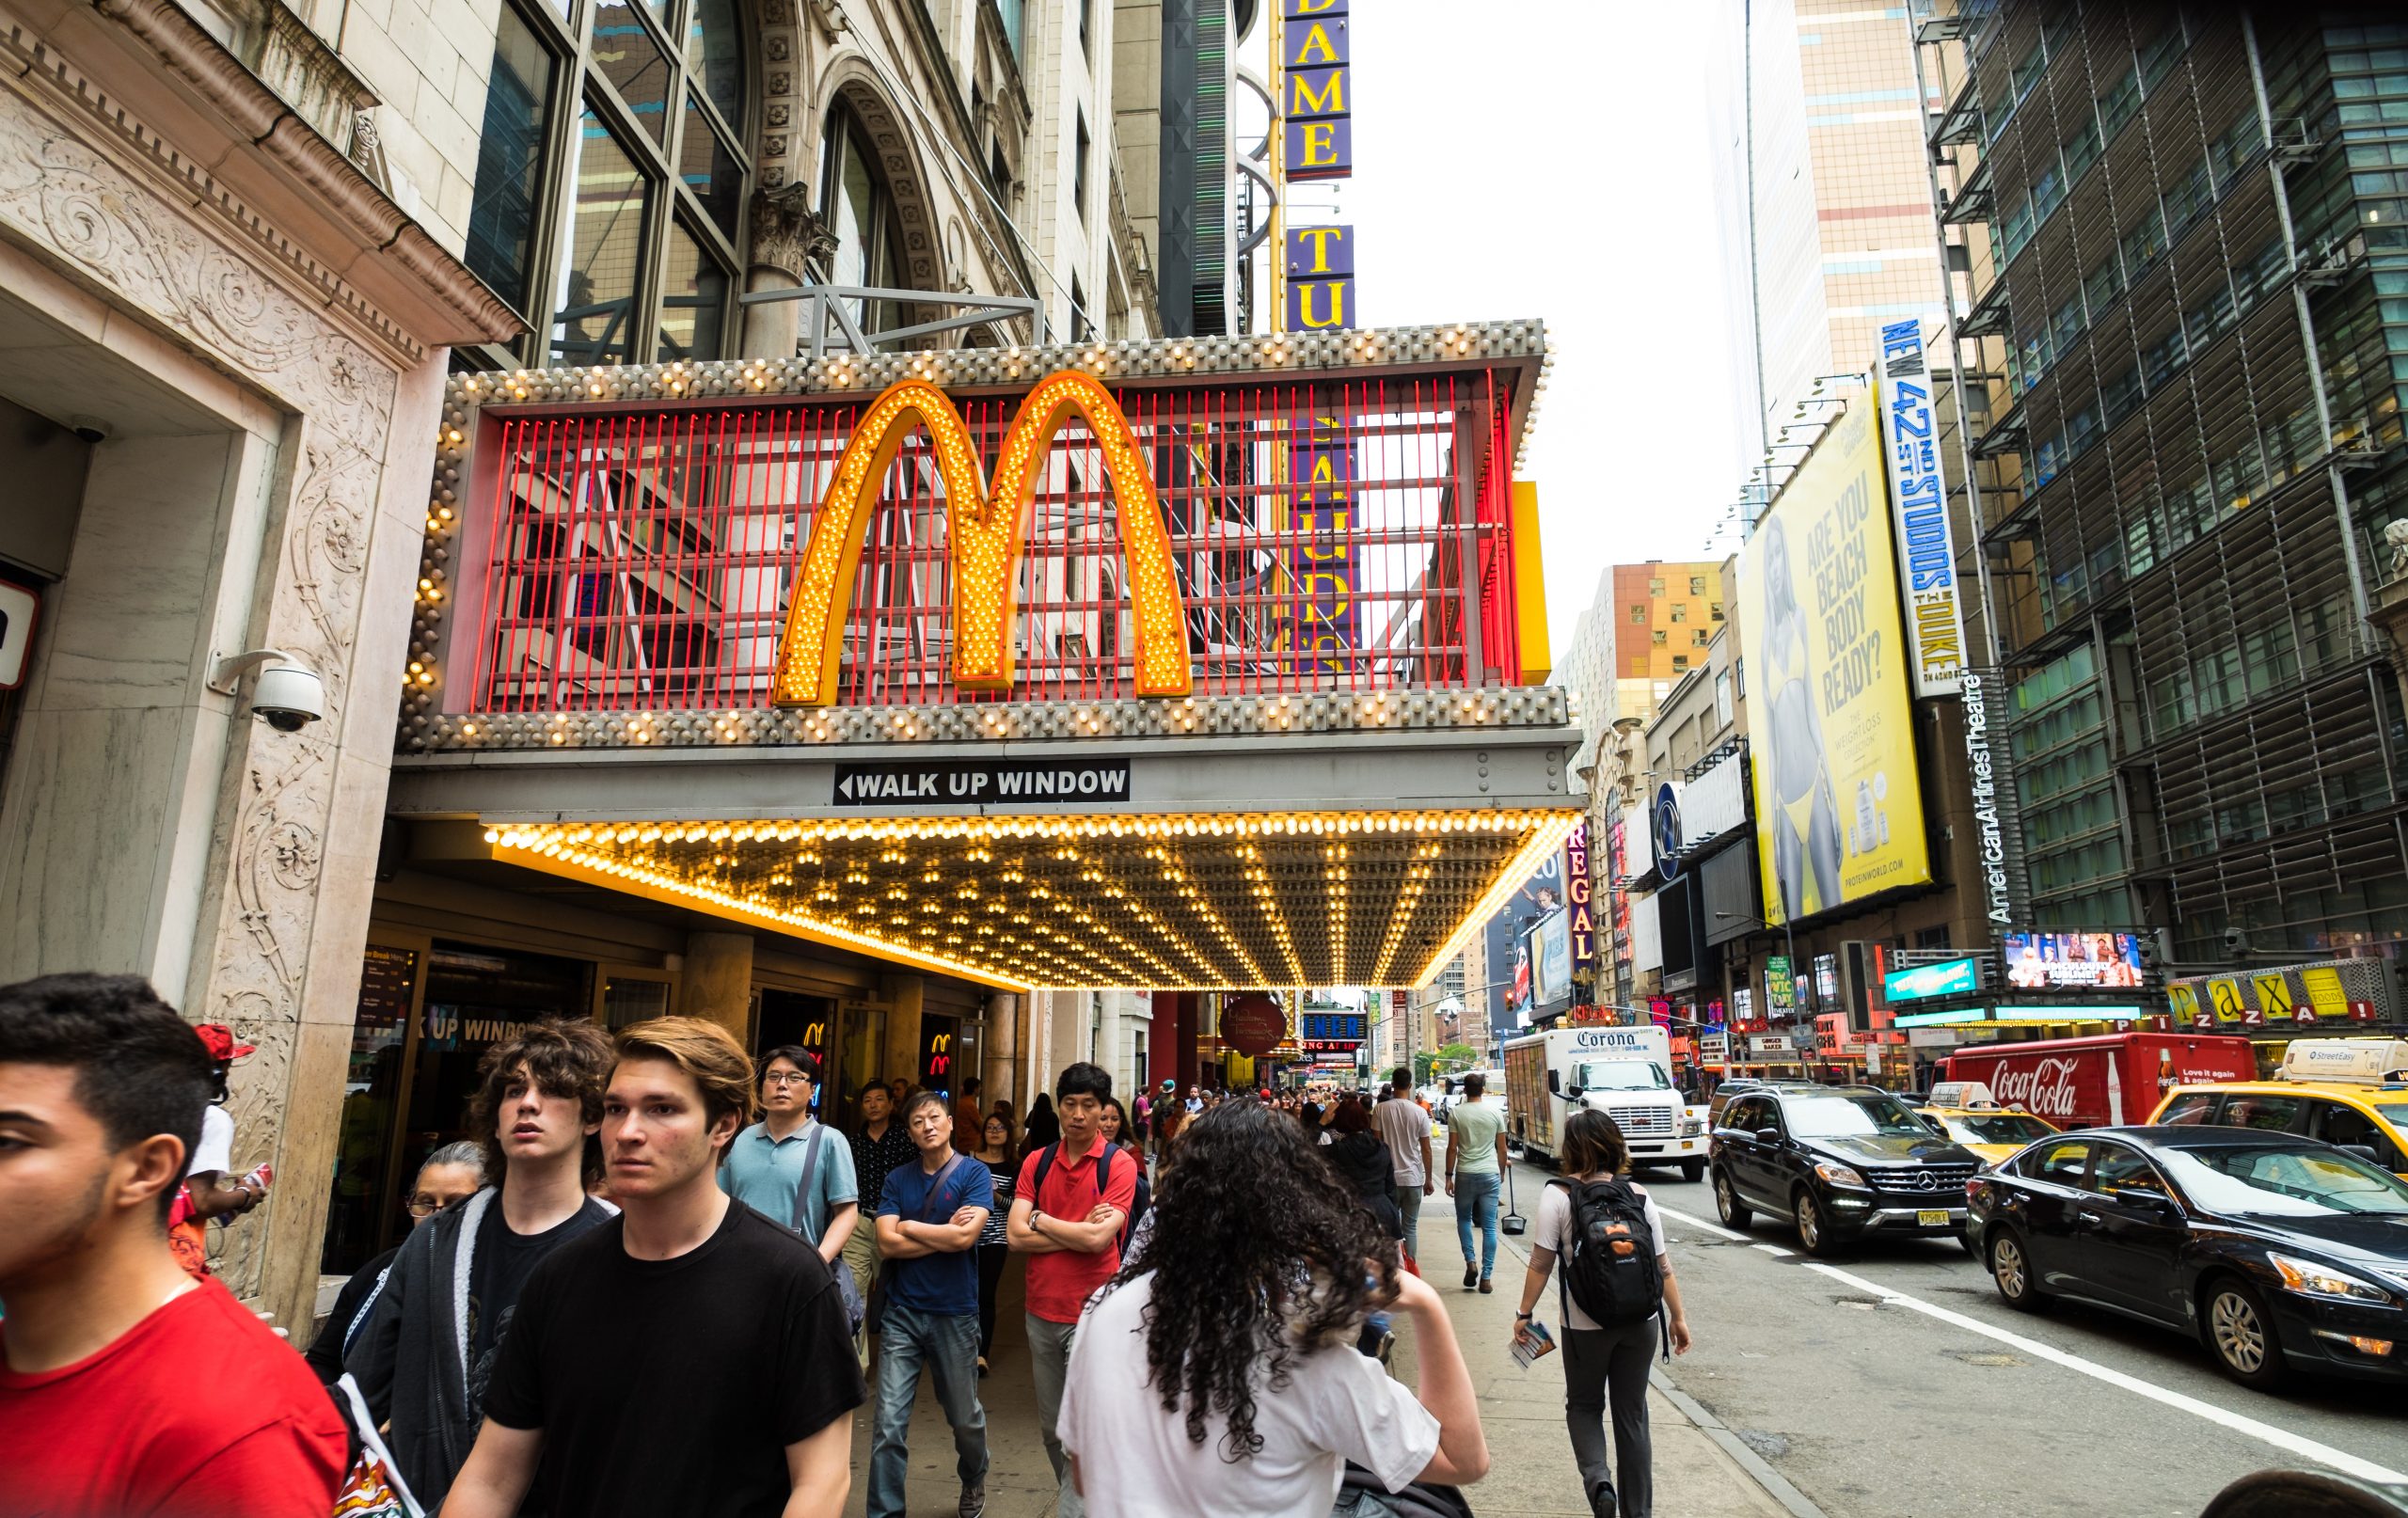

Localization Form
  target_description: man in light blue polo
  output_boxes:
[719,1047,859,1267]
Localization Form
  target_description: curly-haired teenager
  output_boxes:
[1058,1099,1489,1518]
[347,1017,618,1510]
[1513,1109,1692,1518]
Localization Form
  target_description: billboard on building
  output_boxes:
[1526,908,1572,1012]
[2003,931,2146,989]
[1737,391,1931,925]
[1874,321,1969,697]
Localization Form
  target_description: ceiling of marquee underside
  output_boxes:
[486,810,1579,990]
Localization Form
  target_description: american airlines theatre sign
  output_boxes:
[387,324,1583,991]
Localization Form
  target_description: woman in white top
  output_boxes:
[1059,1100,1489,1518]
[1513,1110,1693,1518]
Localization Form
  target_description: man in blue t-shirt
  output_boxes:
[871,1090,994,1518]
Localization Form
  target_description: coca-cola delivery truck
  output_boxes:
[1938,1032,2258,1131]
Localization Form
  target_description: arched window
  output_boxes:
[819,100,906,339]
[460,0,752,366]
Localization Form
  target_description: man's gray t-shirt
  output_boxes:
[1372,1096,1431,1187]
[720,1119,857,1246]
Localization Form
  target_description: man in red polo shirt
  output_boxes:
[1006,1062,1134,1518]
[0,973,347,1518]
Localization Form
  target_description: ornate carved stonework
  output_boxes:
[749,182,838,280]
[0,1,420,1305]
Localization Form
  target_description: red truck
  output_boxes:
[1939,1032,2258,1131]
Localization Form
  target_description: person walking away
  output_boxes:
[1021,1092,1061,1154]
[1513,1111,1692,1518]
[305,1141,484,1384]
[847,1081,916,1345]
[1006,1062,1135,1518]
[721,1049,859,1266]
[1058,1100,1489,1517]
[1372,1067,1434,1264]
[1149,1079,1181,1168]
[870,1092,994,1518]
[1445,1070,1511,1292]
[442,1017,862,1518]
[347,1020,618,1510]
[953,1077,985,1154]
[0,973,348,1517]
[169,1022,271,1277]
[1323,1099,1403,1241]
[971,1111,1020,1375]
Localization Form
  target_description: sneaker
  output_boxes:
[959,1481,986,1518]
[1463,1261,1479,1289]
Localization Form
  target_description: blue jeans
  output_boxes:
[868,1302,987,1518]
[1454,1170,1501,1280]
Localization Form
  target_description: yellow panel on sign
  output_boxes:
[2303,965,2350,1020]
[2168,983,2199,1021]
[2254,972,2297,1022]
[1739,391,1932,925]
[2208,977,2247,1024]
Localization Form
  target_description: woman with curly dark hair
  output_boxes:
[1056,1100,1488,1516]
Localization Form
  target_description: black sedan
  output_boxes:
[1968,1125,2408,1389]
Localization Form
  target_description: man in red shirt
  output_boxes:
[1006,1061,1134,1518]
[0,973,347,1518]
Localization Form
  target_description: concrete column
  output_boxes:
[880,972,925,1088]
[1048,988,1087,1083]
[983,992,1022,1115]
[681,931,755,1042]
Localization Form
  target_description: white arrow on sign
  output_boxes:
[837,774,854,800]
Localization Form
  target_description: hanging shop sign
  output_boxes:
[1873,321,1968,697]
[1961,670,2017,928]
[1653,783,1683,881]
[1290,402,1357,670]
[773,372,1189,706]
[832,757,1133,807]
[1221,993,1290,1058]
[1765,955,1795,1014]
[1565,820,1595,978]
[1282,3,1352,181]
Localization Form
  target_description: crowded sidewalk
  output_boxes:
[843,1137,1789,1518]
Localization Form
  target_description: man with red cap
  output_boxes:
[170,1023,270,1276]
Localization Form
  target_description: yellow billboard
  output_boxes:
[1740,385,1931,925]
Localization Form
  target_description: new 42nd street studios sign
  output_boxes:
[832,758,1133,808]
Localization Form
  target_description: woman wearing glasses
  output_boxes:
[303,1142,485,1384]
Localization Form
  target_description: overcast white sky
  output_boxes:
[1258,1,1743,656]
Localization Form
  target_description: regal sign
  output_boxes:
[771,371,1191,706]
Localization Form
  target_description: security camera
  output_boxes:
[207,649,326,731]
[252,665,326,730]
[68,415,111,444]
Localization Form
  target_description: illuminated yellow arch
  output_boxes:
[771,371,1191,706]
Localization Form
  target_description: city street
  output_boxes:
[1597,1169,2408,1518]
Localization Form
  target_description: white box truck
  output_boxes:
[1503,1026,1705,1180]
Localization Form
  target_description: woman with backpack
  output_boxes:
[1513,1110,1692,1518]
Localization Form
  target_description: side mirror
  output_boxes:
[1755,1127,1782,1145]
[2340,1144,2380,1164]
[1566,1083,1586,1101]
[1546,1069,1561,1096]
[2117,1188,2182,1217]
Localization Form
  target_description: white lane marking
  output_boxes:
[1751,1243,1795,1257]
[1656,1205,1751,1242]
[1801,1261,2408,1485]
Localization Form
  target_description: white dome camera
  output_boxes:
[208,649,326,732]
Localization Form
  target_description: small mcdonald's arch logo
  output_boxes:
[772,371,1192,706]
[926,1030,953,1078]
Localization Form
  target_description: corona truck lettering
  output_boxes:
[771,371,1191,706]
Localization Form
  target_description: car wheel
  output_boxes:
[1713,1166,1752,1229]
[1681,1159,1706,1184]
[1988,1229,2047,1311]
[2204,1274,2289,1391]
[1794,1188,1845,1258]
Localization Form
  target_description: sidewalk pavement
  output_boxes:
[842,1150,1793,1518]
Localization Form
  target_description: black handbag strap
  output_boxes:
[790,1123,826,1238]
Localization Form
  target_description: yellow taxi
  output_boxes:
[1916,1081,2060,1165]
[2147,1037,2408,1178]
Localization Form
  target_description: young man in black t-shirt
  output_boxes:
[348,1020,618,1511]
[445,1017,863,1518]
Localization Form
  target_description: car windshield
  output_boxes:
[2376,1103,2408,1133]
[2158,1144,2408,1218]
[1938,1113,2055,1146]
[1783,1094,1933,1139]
[1578,1061,1670,1092]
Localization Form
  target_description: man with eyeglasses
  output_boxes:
[720,1048,860,1267]
[304,1141,485,1384]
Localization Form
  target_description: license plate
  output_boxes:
[1916,1210,1950,1227]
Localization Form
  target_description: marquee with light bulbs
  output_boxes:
[398,323,1575,989]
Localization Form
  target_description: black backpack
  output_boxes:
[1031,1142,1147,1256]
[1550,1177,1666,1336]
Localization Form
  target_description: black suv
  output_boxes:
[1710,1083,1982,1257]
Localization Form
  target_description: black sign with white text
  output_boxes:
[831,758,1133,808]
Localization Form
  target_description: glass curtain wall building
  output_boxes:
[1928,4,2408,959]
